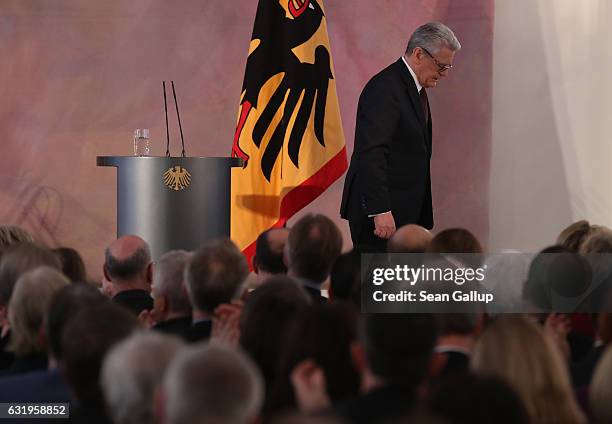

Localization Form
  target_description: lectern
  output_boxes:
[97,156,242,259]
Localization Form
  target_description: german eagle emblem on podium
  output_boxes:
[163,166,191,191]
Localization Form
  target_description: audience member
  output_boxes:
[429,373,529,424]
[285,214,343,302]
[240,277,310,405]
[336,314,439,424]
[269,303,360,416]
[160,343,264,424]
[481,250,531,314]
[579,226,612,254]
[434,314,482,379]
[61,303,140,423]
[590,345,612,424]
[101,332,184,424]
[253,227,289,286]
[149,250,192,338]
[53,246,87,282]
[0,225,34,259]
[472,315,585,424]
[103,235,153,315]
[425,228,483,269]
[5,267,69,375]
[557,220,593,253]
[0,243,61,370]
[184,239,248,342]
[387,224,433,253]
[0,283,107,402]
[329,249,360,305]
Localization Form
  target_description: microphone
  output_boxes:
[171,81,187,158]
[163,81,170,157]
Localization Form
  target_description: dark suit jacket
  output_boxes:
[336,384,418,424]
[184,319,212,343]
[0,368,70,402]
[112,289,153,316]
[340,58,433,231]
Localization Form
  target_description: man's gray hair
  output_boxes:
[406,21,461,55]
[152,250,192,314]
[101,331,184,424]
[163,343,264,424]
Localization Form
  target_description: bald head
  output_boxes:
[387,225,433,253]
[104,235,152,285]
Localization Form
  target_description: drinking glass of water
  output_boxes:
[133,129,150,156]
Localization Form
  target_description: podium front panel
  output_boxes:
[97,156,242,259]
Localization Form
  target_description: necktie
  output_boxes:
[420,88,429,124]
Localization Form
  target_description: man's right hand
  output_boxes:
[373,212,396,239]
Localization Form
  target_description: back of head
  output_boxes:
[102,332,184,424]
[8,266,69,356]
[163,343,264,424]
[46,283,108,362]
[426,228,483,269]
[104,235,152,283]
[580,226,612,253]
[53,246,87,283]
[590,345,612,424]
[429,373,529,424]
[152,250,192,316]
[185,239,248,314]
[329,249,360,304]
[363,314,437,387]
[406,21,461,55]
[472,315,584,424]
[426,228,483,254]
[287,214,342,284]
[61,303,140,407]
[435,313,480,337]
[0,225,34,256]
[270,303,360,413]
[387,224,433,253]
[0,242,61,307]
[254,228,289,275]
[240,277,310,393]
[557,220,592,253]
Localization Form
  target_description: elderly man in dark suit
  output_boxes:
[340,22,461,252]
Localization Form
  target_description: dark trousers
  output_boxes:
[349,217,387,253]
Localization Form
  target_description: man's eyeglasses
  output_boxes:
[420,47,453,73]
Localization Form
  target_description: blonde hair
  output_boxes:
[8,266,69,355]
[472,315,585,424]
[590,345,612,423]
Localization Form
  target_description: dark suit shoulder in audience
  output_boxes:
[152,316,192,340]
[336,385,417,424]
[0,368,70,402]
[0,333,14,371]
[184,319,212,343]
[0,353,48,377]
[571,344,604,387]
[438,350,470,379]
[112,289,153,315]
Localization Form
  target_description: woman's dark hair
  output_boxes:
[239,277,310,405]
[54,247,87,283]
[267,303,360,415]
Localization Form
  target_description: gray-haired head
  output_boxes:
[101,331,184,424]
[162,343,264,424]
[104,235,152,283]
[152,250,192,316]
[406,21,461,55]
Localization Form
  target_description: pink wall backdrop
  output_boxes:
[0,0,493,280]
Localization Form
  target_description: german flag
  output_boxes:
[231,0,347,261]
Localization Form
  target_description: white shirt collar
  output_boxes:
[401,55,422,93]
